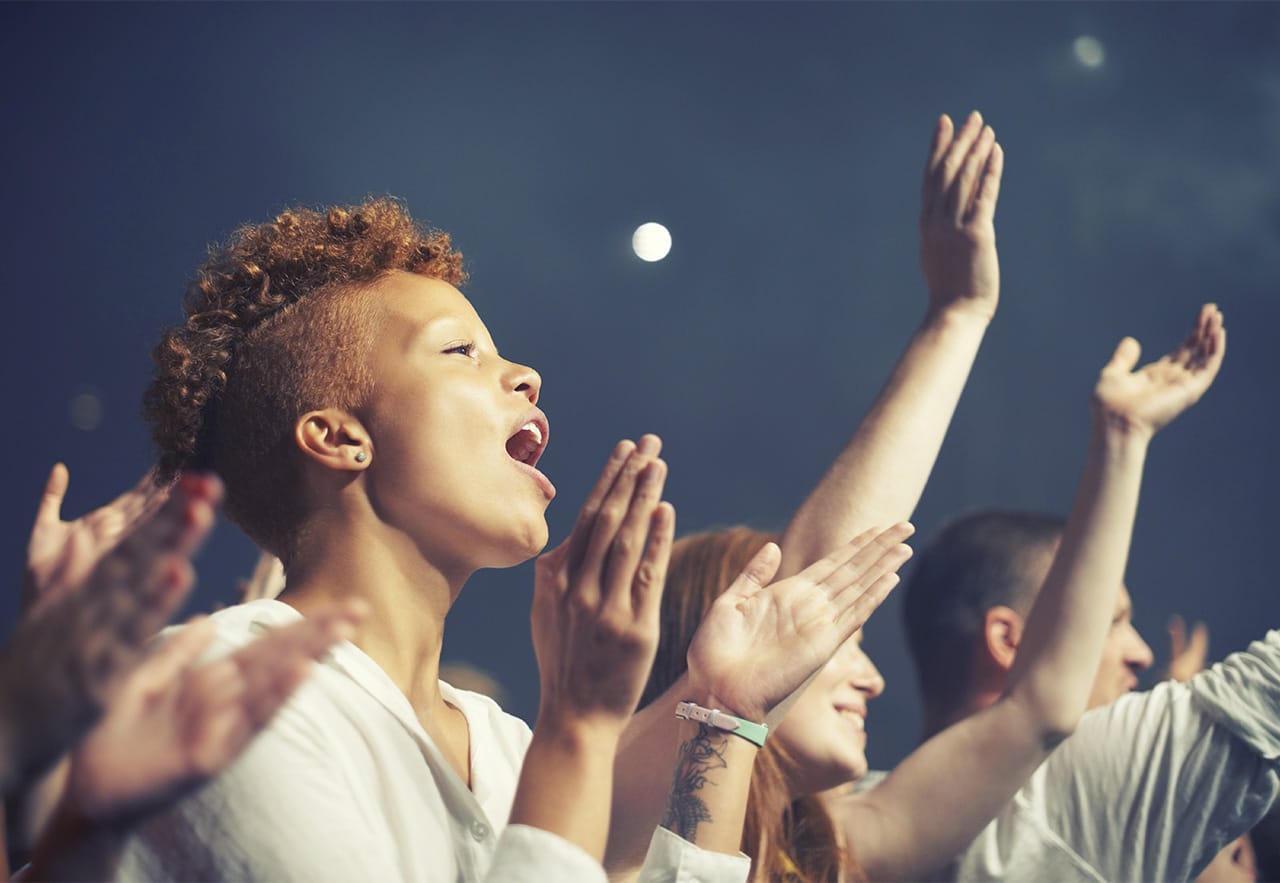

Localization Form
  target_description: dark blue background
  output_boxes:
[2,2,1276,771]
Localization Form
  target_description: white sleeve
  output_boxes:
[484,825,607,883]
[635,827,752,883]
[1039,630,1280,882]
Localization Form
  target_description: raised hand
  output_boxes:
[237,550,286,604]
[920,111,1003,322]
[24,464,170,616]
[1094,304,1226,440]
[1164,615,1210,683]
[0,474,221,795]
[65,603,364,827]
[531,435,674,728]
[685,523,914,727]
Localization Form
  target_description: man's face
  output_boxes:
[1086,585,1155,708]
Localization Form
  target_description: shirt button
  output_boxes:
[470,819,490,841]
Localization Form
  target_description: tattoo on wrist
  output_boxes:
[660,723,728,841]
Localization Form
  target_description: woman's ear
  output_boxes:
[295,409,372,473]
[983,605,1025,673]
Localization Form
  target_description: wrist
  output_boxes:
[681,678,766,728]
[1090,405,1155,451]
[532,707,624,758]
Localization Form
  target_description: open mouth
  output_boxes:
[505,414,549,468]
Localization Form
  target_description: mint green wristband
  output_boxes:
[674,700,769,748]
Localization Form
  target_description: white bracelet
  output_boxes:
[674,700,768,747]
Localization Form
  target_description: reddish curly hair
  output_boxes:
[143,197,466,560]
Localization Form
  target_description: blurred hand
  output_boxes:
[66,602,364,828]
[532,436,673,731]
[1164,615,1210,684]
[685,523,914,727]
[237,550,286,604]
[920,111,1003,322]
[0,474,221,795]
[1094,304,1226,441]
[24,464,170,617]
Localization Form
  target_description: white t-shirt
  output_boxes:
[862,630,1280,881]
[118,600,749,883]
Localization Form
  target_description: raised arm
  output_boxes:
[838,305,1227,880]
[777,111,1001,579]
[608,112,1002,874]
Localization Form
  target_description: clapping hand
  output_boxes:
[685,523,914,727]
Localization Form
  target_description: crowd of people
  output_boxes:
[1,111,1274,882]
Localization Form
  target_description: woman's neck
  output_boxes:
[280,515,469,713]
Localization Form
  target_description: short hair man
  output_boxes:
[902,509,1277,881]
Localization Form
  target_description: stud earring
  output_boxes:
[354,451,367,463]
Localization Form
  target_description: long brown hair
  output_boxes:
[642,527,862,883]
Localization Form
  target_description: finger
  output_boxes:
[578,438,662,602]
[807,523,915,594]
[133,617,217,690]
[32,462,70,530]
[604,458,668,608]
[111,469,173,527]
[132,557,198,641]
[790,525,887,588]
[970,141,1004,224]
[114,482,218,572]
[934,110,984,200]
[837,571,902,632]
[564,439,636,571]
[1188,621,1210,663]
[829,539,914,609]
[1103,336,1142,376]
[633,501,675,618]
[947,125,995,222]
[245,602,364,667]
[721,542,782,602]
[1168,614,1187,656]
[921,114,954,217]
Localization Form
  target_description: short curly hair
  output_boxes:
[143,197,466,559]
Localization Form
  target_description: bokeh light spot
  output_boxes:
[632,222,672,262]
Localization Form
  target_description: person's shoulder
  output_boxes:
[157,599,301,661]
[439,679,531,746]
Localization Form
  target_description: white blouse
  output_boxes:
[118,599,749,883]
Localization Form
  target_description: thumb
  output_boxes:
[34,462,70,529]
[723,542,782,601]
[1104,336,1142,376]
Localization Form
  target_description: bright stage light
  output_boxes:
[632,222,672,262]
[1073,35,1106,69]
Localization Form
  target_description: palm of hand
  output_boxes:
[686,588,838,726]
[1094,307,1224,437]
[25,467,167,616]
[532,541,657,721]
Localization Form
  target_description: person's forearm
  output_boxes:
[659,716,757,856]
[1006,416,1149,738]
[510,715,621,864]
[607,676,691,875]
[777,308,989,580]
